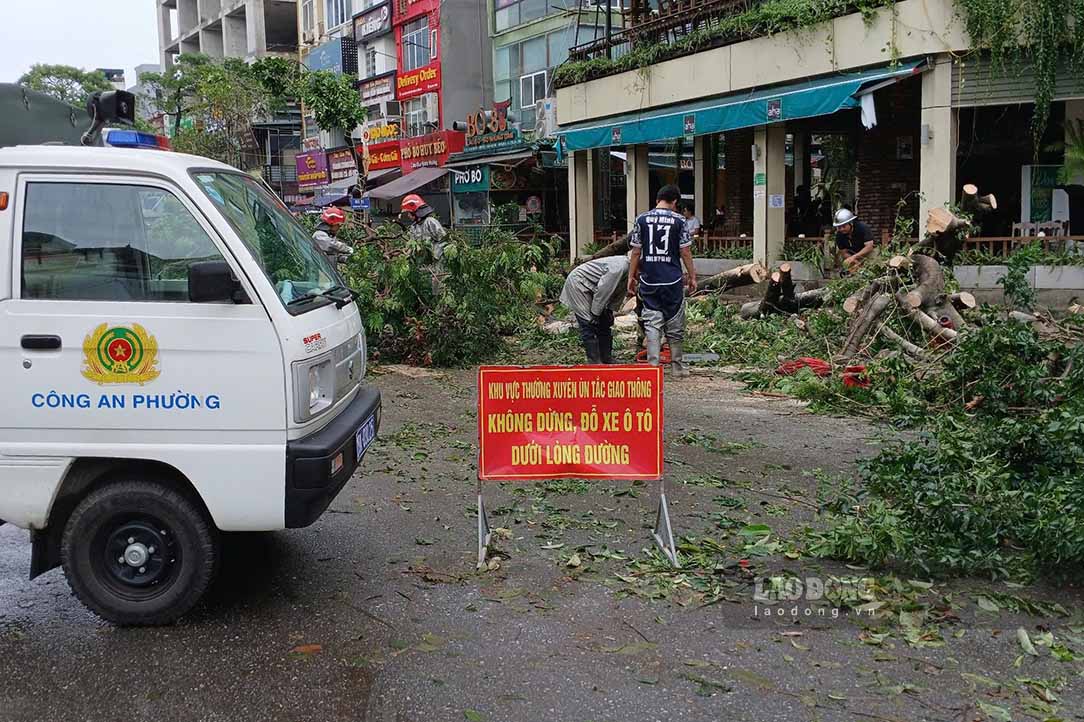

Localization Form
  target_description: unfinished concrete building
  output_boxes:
[156,0,298,68]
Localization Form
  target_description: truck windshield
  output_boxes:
[191,171,339,310]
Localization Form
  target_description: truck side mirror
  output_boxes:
[188,261,247,303]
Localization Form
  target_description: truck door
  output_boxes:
[0,175,289,530]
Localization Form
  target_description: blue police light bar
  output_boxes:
[103,129,172,150]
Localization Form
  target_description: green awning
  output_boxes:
[558,60,925,152]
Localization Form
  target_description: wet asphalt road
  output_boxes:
[2,369,1082,722]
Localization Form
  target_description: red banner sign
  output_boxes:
[396,61,440,101]
[361,140,402,171]
[399,129,464,171]
[477,366,664,481]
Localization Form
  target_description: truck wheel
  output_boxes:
[61,480,218,626]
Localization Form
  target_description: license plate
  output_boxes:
[355,414,376,462]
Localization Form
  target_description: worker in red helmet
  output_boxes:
[312,206,353,263]
[400,193,447,260]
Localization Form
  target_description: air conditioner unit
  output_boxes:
[535,97,558,138]
[378,100,401,120]
[423,94,439,122]
[302,30,315,43]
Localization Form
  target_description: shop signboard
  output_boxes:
[354,3,392,41]
[361,140,402,172]
[396,61,440,101]
[463,104,526,154]
[359,72,396,104]
[306,37,350,74]
[400,130,465,171]
[361,123,400,144]
[296,150,329,190]
[327,147,358,183]
[452,164,490,193]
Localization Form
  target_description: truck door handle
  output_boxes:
[21,335,62,350]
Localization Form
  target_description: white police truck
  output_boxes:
[0,91,380,625]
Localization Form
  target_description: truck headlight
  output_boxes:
[294,357,333,422]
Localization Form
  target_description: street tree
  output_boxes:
[18,64,113,107]
[140,54,214,138]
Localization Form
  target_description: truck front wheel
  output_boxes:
[61,480,218,625]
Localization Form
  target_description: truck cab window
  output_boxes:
[21,182,226,302]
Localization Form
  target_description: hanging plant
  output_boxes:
[959,0,1084,155]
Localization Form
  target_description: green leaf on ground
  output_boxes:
[463,710,485,722]
[1017,628,1039,656]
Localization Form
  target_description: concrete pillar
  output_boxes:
[694,135,708,223]
[246,0,267,57]
[625,144,650,231]
[753,125,787,267]
[919,57,957,228]
[568,150,594,261]
[792,131,806,191]
[157,5,173,69]
[1067,100,1084,184]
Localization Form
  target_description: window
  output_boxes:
[191,172,339,309]
[401,17,431,72]
[302,0,315,35]
[520,70,546,109]
[325,0,348,29]
[365,47,377,77]
[21,182,226,302]
[403,94,435,137]
[494,0,554,32]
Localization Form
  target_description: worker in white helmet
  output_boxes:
[833,208,876,273]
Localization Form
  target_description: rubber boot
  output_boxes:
[598,329,615,364]
[670,341,690,378]
[583,339,603,364]
[645,330,662,367]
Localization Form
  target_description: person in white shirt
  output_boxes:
[680,202,702,239]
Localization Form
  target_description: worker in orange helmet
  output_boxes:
[312,206,353,263]
[400,193,447,260]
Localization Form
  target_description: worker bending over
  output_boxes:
[560,255,630,364]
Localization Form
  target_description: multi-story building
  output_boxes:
[156,0,299,68]
[442,1,620,233]
[554,0,1084,263]
[154,0,302,202]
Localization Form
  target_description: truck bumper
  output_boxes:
[285,386,381,528]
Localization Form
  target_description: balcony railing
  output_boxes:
[558,0,869,88]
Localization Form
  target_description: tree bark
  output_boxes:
[901,304,958,343]
[902,254,946,309]
[587,234,630,261]
[700,262,769,292]
[841,293,893,360]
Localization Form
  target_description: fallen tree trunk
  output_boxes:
[960,183,997,216]
[739,287,828,319]
[587,234,629,260]
[915,207,970,263]
[901,304,958,344]
[700,262,769,292]
[901,254,946,309]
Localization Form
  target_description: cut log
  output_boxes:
[740,287,828,319]
[901,304,958,344]
[700,262,769,292]
[778,263,795,300]
[843,278,887,315]
[960,183,998,215]
[587,234,629,261]
[888,255,912,271]
[918,207,970,263]
[901,254,946,309]
[880,326,931,361]
[950,291,977,311]
[757,271,784,316]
